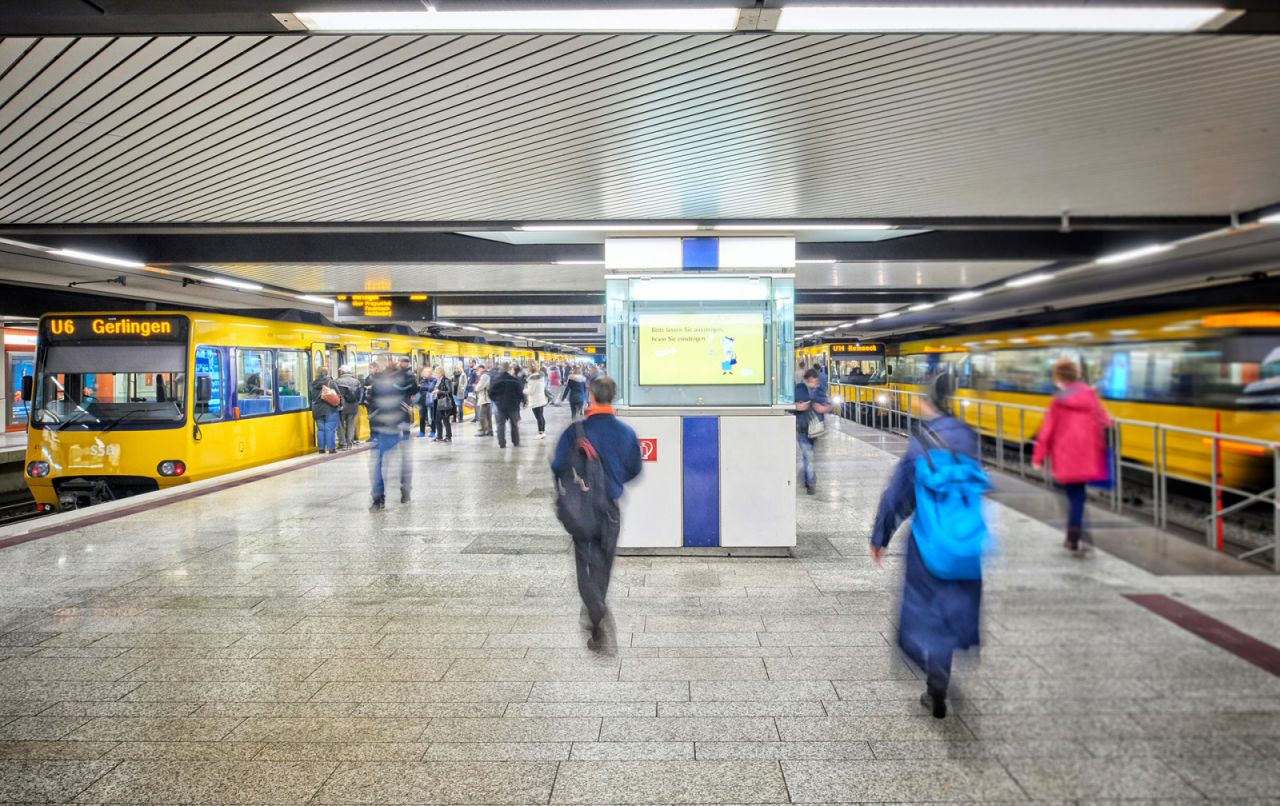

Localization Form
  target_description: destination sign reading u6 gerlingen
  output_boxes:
[43,316,187,341]
[334,294,434,323]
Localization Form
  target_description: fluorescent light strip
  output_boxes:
[713,223,892,231]
[1004,273,1054,288]
[295,295,332,304]
[554,260,605,265]
[908,302,936,312]
[522,224,697,232]
[0,237,51,252]
[877,312,900,320]
[855,318,874,325]
[295,9,741,32]
[1096,244,1174,265]
[775,6,1227,33]
[1261,212,1280,225]
[207,277,264,291]
[51,248,145,269]
[947,291,984,303]
[795,259,837,264]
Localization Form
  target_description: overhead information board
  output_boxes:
[828,342,885,357]
[334,294,434,322]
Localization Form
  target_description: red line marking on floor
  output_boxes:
[0,446,371,552]
[1125,593,1280,677]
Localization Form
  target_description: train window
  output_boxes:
[276,351,310,412]
[194,346,225,423]
[32,344,187,430]
[236,349,275,417]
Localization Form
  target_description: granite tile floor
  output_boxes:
[0,403,1276,804]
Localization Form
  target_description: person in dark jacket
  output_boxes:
[560,368,588,419]
[334,365,363,449]
[431,366,454,442]
[871,373,982,720]
[309,366,341,454]
[488,363,526,448]
[550,375,643,650]
[417,367,437,438]
[1033,358,1111,557]
[794,368,832,495]
[367,366,413,510]
[451,365,466,423]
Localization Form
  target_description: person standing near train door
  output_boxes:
[310,366,342,455]
[1033,358,1111,557]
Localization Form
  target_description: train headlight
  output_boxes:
[831,395,843,406]
[26,461,50,478]
[876,394,890,405]
[157,460,187,477]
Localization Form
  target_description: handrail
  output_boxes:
[831,383,1280,571]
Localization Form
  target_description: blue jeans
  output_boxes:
[370,431,411,499]
[797,433,816,488]
[316,411,339,451]
[1063,482,1090,546]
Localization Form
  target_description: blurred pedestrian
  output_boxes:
[451,364,466,423]
[310,366,341,454]
[551,375,642,650]
[367,365,414,509]
[334,364,363,449]
[526,363,550,439]
[871,373,985,719]
[1033,358,1111,557]
[561,367,587,420]
[489,363,525,448]
[794,368,831,495]
[417,366,436,438]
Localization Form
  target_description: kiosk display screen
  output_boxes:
[637,312,766,386]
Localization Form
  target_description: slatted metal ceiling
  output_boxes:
[1,32,1279,224]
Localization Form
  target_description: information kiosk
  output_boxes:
[605,272,797,552]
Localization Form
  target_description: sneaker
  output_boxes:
[369,497,385,512]
[1073,545,1095,559]
[539,433,546,439]
[444,437,452,443]
[428,432,436,439]
[921,689,947,719]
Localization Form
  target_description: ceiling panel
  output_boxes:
[0,33,1276,223]
[184,262,611,292]
[796,260,1045,288]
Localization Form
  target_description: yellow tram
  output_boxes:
[797,341,887,385]
[835,308,1278,489]
[23,311,570,510]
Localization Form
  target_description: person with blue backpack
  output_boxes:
[871,373,990,719]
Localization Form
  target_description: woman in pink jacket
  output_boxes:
[1033,358,1111,556]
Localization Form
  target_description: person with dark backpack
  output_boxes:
[870,372,990,719]
[551,375,642,651]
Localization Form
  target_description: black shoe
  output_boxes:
[400,488,410,504]
[369,497,385,512]
[922,688,947,719]
[805,485,816,495]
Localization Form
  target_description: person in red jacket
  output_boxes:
[1033,358,1111,556]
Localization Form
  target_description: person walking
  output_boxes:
[561,367,587,420]
[871,374,984,719]
[551,375,643,650]
[526,363,550,439]
[451,364,466,423]
[431,366,454,442]
[474,364,493,436]
[794,367,832,495]
[417,367,437,438]
[489,363,526,448]
[1033,358,1111,557]
[310,366,342,454]
[334,364,363,449]
[367,365,413,509]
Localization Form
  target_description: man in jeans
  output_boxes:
[334,364,363,448]
[488,363,526,448]
[793,368,831,495]
[367,365,413,510]
[550,376,642,649]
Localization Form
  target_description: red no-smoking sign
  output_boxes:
[638,438,658,462]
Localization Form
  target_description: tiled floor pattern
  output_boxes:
[0,405,1276,803]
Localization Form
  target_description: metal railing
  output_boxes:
[831,384,1280,571]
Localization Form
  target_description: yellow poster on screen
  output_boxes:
[638,312,766,386]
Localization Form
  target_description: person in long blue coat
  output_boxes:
[871,373,982,719]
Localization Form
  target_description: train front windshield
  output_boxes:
[31,316,189,431]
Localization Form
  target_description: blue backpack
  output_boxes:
[912,424,991,580]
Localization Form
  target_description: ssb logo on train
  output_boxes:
[638,439,658,462]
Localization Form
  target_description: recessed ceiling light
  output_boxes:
[520,224,697,232]
[294,8,741,32]
[908,302,936,312]
[1004,273,1054,288]
[774,6,1229,33]
[207,277,264,291]
[51,248,145,269]
[713,223,891,231]
[1096,244,1174,265]
[855,318,874,325]
[877,312,900,319]
[947,291,984,303]
[295,294,332,304]
[838,323,854,329]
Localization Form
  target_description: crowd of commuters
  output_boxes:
[310,351,1112,713]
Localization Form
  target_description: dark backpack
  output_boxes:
[341,382,362,405]
[554,422,612,545]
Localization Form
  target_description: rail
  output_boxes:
[830,384,1280,571]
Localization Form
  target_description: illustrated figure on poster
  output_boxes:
[721,335,737,375]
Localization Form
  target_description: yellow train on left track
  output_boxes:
[21,310,567,511]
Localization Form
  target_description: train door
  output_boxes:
[4,328,36,431]
[311,342,342,379]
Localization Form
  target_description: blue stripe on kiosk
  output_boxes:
[681,416,720,546]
